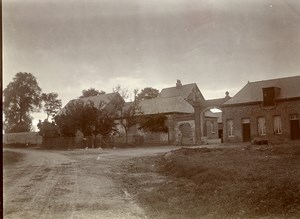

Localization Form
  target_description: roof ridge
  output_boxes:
[147,95,186,100]
[78,92,117,100]
[161,82,197,90]
[248,75,300,84]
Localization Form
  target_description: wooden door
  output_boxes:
[290,120,300,140]
[242,119,251,142]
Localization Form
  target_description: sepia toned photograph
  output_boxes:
[3,0,300,218]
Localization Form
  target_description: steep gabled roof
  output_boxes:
[159,83,205,100]
[139,96,194,115]
[223,75,300,105]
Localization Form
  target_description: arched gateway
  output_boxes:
[193,92,231,144]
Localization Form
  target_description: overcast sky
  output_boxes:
[3,0,300,129]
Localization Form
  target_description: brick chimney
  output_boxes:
[176,79,182,87]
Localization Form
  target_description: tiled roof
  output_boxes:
[139,96,194,115]
[159,83,204,100]
[205,111,222,123]
[224,75,300,105]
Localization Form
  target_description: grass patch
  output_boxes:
[3,151,25,166]
[119,144,300,218]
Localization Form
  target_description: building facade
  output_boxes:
[222,76,300,144]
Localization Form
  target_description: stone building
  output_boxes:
[138,95,195,145]
[222,76,300,144]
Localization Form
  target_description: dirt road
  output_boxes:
[3,146,180,219]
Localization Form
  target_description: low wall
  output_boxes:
[3,132,42,145]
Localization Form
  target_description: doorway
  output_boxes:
[290,114,300,140]
[242,118,251,142]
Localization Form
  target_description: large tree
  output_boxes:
[80,88,105,98]
[41,92,62,120]
[4,72,42,133]
[137,87,159,101]
[55,100,98,137]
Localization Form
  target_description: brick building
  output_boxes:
[222,76,300,144]
[120,80,223,145]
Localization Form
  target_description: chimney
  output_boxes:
[225,91,230,98]
[176,79,182,87]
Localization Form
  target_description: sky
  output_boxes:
[3,0,300,130]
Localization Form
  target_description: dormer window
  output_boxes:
[262,87,280,106]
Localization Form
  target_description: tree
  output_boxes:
[55,99,117,147]
[137,87,159,101]
[41,92,62,120]
[139,114,168,133]
[3,72,42,133]
[112,85,142,144]
[113,84,129,100]
[37,119,60,138]
[55,100,98,137]
[80,88,105,98]
[93,109,118,146]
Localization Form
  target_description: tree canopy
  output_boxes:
[80,88,105,98]
[3,72,42,133]
[137,87,159,101]
[55,100,117,139]
[37,119,60,138]
[41,92,62,120]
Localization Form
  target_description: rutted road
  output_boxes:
[3,146,180,219]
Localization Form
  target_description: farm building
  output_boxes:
[222,75,300,144]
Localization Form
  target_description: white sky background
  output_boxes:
[3,0,300,131]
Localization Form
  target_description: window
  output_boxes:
[263,87,276,106]
[257,117,266,136]
[227,120,234,137]
[211,122,215,134]
[273,116,282,134]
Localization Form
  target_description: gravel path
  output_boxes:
[3,146,180,219]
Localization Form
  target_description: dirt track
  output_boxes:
[3,146,180,219]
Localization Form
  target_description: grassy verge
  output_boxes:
[119,144,300,218]
[3,151,25,166]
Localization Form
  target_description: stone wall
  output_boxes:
[222,99,300,144]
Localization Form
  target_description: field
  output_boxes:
[119,143,300,218]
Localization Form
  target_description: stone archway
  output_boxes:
[200,106,222,144]
[193,92,231,144]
